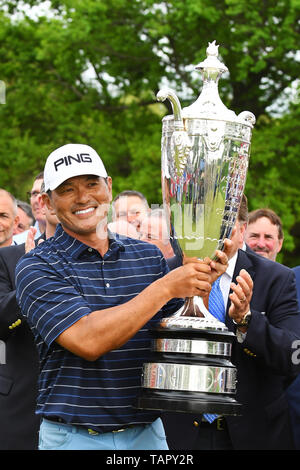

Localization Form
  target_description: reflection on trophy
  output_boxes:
[137,41,255,415]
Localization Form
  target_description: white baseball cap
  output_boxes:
[43,143,108,192]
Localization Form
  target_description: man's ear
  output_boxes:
[240,222,247,242]
[41,193,53,212]
[106,177,113,203]
[278,238,284,254]
[13,214,20,232]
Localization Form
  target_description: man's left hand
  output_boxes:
[228,269,253,329]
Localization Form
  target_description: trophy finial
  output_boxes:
[184,41,232,120]
[184,40,255,126]
[206,40,219,57]
[195,40,228,74]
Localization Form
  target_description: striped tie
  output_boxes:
[203,276,226,423]
[208,276,225,323]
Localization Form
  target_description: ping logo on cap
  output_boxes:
[54,153,93,171]
[44,144,108,191]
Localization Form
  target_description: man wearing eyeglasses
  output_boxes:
[13,172,46,245]
[14,201,34,235]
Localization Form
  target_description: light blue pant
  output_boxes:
[39,418,169,450]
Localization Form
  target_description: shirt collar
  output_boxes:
[225,241,246,279]
[107,229,126,254]
[54,224,125,259]
[226,251,238,279]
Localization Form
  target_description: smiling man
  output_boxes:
[13,172,46,244]
[245,208,284,261]
[140,208,175,259]
[0,189,19,247]
[15,143,229,451]
[112,190,150,231]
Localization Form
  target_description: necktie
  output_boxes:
[203,276,226,423]
[208,276,225,323]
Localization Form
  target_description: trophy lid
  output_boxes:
[182,41,255,127]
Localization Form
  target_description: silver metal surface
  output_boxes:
[138,42,248,414]
[142,362,237,394]
[159,40,255,261]
[154,337,232,357]
[160,308,227,330]
[157,40,255,320]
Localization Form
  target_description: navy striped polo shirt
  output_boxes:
[15,224,182,432]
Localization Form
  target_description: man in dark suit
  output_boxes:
[162,196,300,450]
[293,266,300,304]
[224,247,299,449]
[0,236,40,449]
[0,188,58,450]
[285,265,300,449]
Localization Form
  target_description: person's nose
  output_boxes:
[75,186,90,203]
[127,213,137,224]
[256,235,266,248]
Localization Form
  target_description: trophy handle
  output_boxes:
[156,87,184,131]
[157,87,191,176]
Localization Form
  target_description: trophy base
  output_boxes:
[137,312,242,416]
[137,388,242,416]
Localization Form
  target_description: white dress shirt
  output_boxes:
[220,251,238,310]
[219,245,247,342]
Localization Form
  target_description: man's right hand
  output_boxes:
[25,227,38,253]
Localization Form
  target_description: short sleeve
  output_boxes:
[16,254,92,347]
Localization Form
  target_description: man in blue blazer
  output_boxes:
[293,266,300,304]
[224,247,300,449]
[163,198,300,450]
[285,265,300,449]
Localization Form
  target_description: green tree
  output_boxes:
[247,101,300,264]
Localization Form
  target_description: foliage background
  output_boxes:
[0,0,299,266]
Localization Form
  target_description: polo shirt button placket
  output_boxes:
[101,259,111,291]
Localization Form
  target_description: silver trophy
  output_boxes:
[137,41,255,415]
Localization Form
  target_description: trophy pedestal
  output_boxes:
[138,389,240,415]
[137,317,242,416]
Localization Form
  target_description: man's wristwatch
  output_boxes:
[233,310,252,328]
